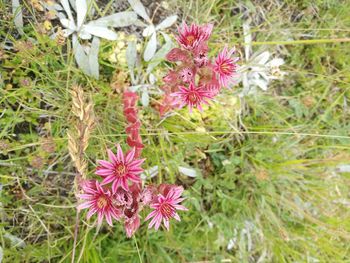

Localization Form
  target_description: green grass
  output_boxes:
[1,0,350,262]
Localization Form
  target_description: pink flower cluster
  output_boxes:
[77,91,187,237]
[123,92,144,158]
[157,22,239,114]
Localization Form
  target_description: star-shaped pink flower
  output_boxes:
[96,144,144,192]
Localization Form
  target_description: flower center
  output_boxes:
[219,60,235,75]
[186,35,196,46]
[188,92,198,103]
[97,196,108,209]
[115,163,127,176]
[160,203,174,218]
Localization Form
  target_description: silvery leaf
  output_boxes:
[156,15,177,30]
[68,0,77,11]
[76,0,87,28]
[129,85,144,92]
[60,0,74,22]
[241,73,250,96]
[227,238,236,251]
[82,25,117,40]
[90,11,138,27]
[89,36,100,79]
[72,34,91,75]
[134,19,147,27]
[143,32,157,62]
[126,41,137,84]
[255,51,270,65]
[126,41,137,70]
[62,28,74,37]
[267,58,284,67]
[142,24,156,37]
[141,90,149,106]
[60,18,76,31]
[12,0,24,35]
[52,3,63,11]
[57,12,66,20]
[179,166,197,177]
[146,32,172,73]
[147,165,159,177]
[127,0,150,22]
[4,233,25,248]
[78,29,92,39]
[140,165,158,180]
[258,71,269,81]
[338,164,350,173]
[242,22,252,60]
[0,246,3,263]
[149,73,156,84]
[251,78,268,91]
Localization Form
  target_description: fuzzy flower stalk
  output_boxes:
[76,90,187,237]
[157,22,239,115]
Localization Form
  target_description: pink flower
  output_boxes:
[125,120,144,158]
[179,67,195,83]
[96,145,145,192]
[123,183,142,237]
[166,48,190,62]
[126,132,144,158]
[145,185,187,231]
[113,188,133,207]
[213,46,239,87]
[176,23,213,50]
[198,66,221,95]
[125,120,141,134]
[193,42,209,67]
[123,92,138,107]
[77,180,122,226]
[140,185,157,206]
[124,107,138,123]
[172,82,212,112]
[125,215,140,238]
[157,93,180,116]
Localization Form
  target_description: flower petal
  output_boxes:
[107,149,118,164]
[101,175,115,185]
[98,160,114,169]
[95,168,113,177]
[144,210,157,222]
[173,213,181,221]
[117,144,125,163]
[126,147,136,163]
[163,218,170,231]
[77,201,93,210]
[105,211,113,226]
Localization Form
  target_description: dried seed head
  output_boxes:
[55,27,66,46]
[68,84,95,179]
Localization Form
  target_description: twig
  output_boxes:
[71,210,80,263]
[133,236,143,263]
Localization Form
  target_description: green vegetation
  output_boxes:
[1,0,350,262]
